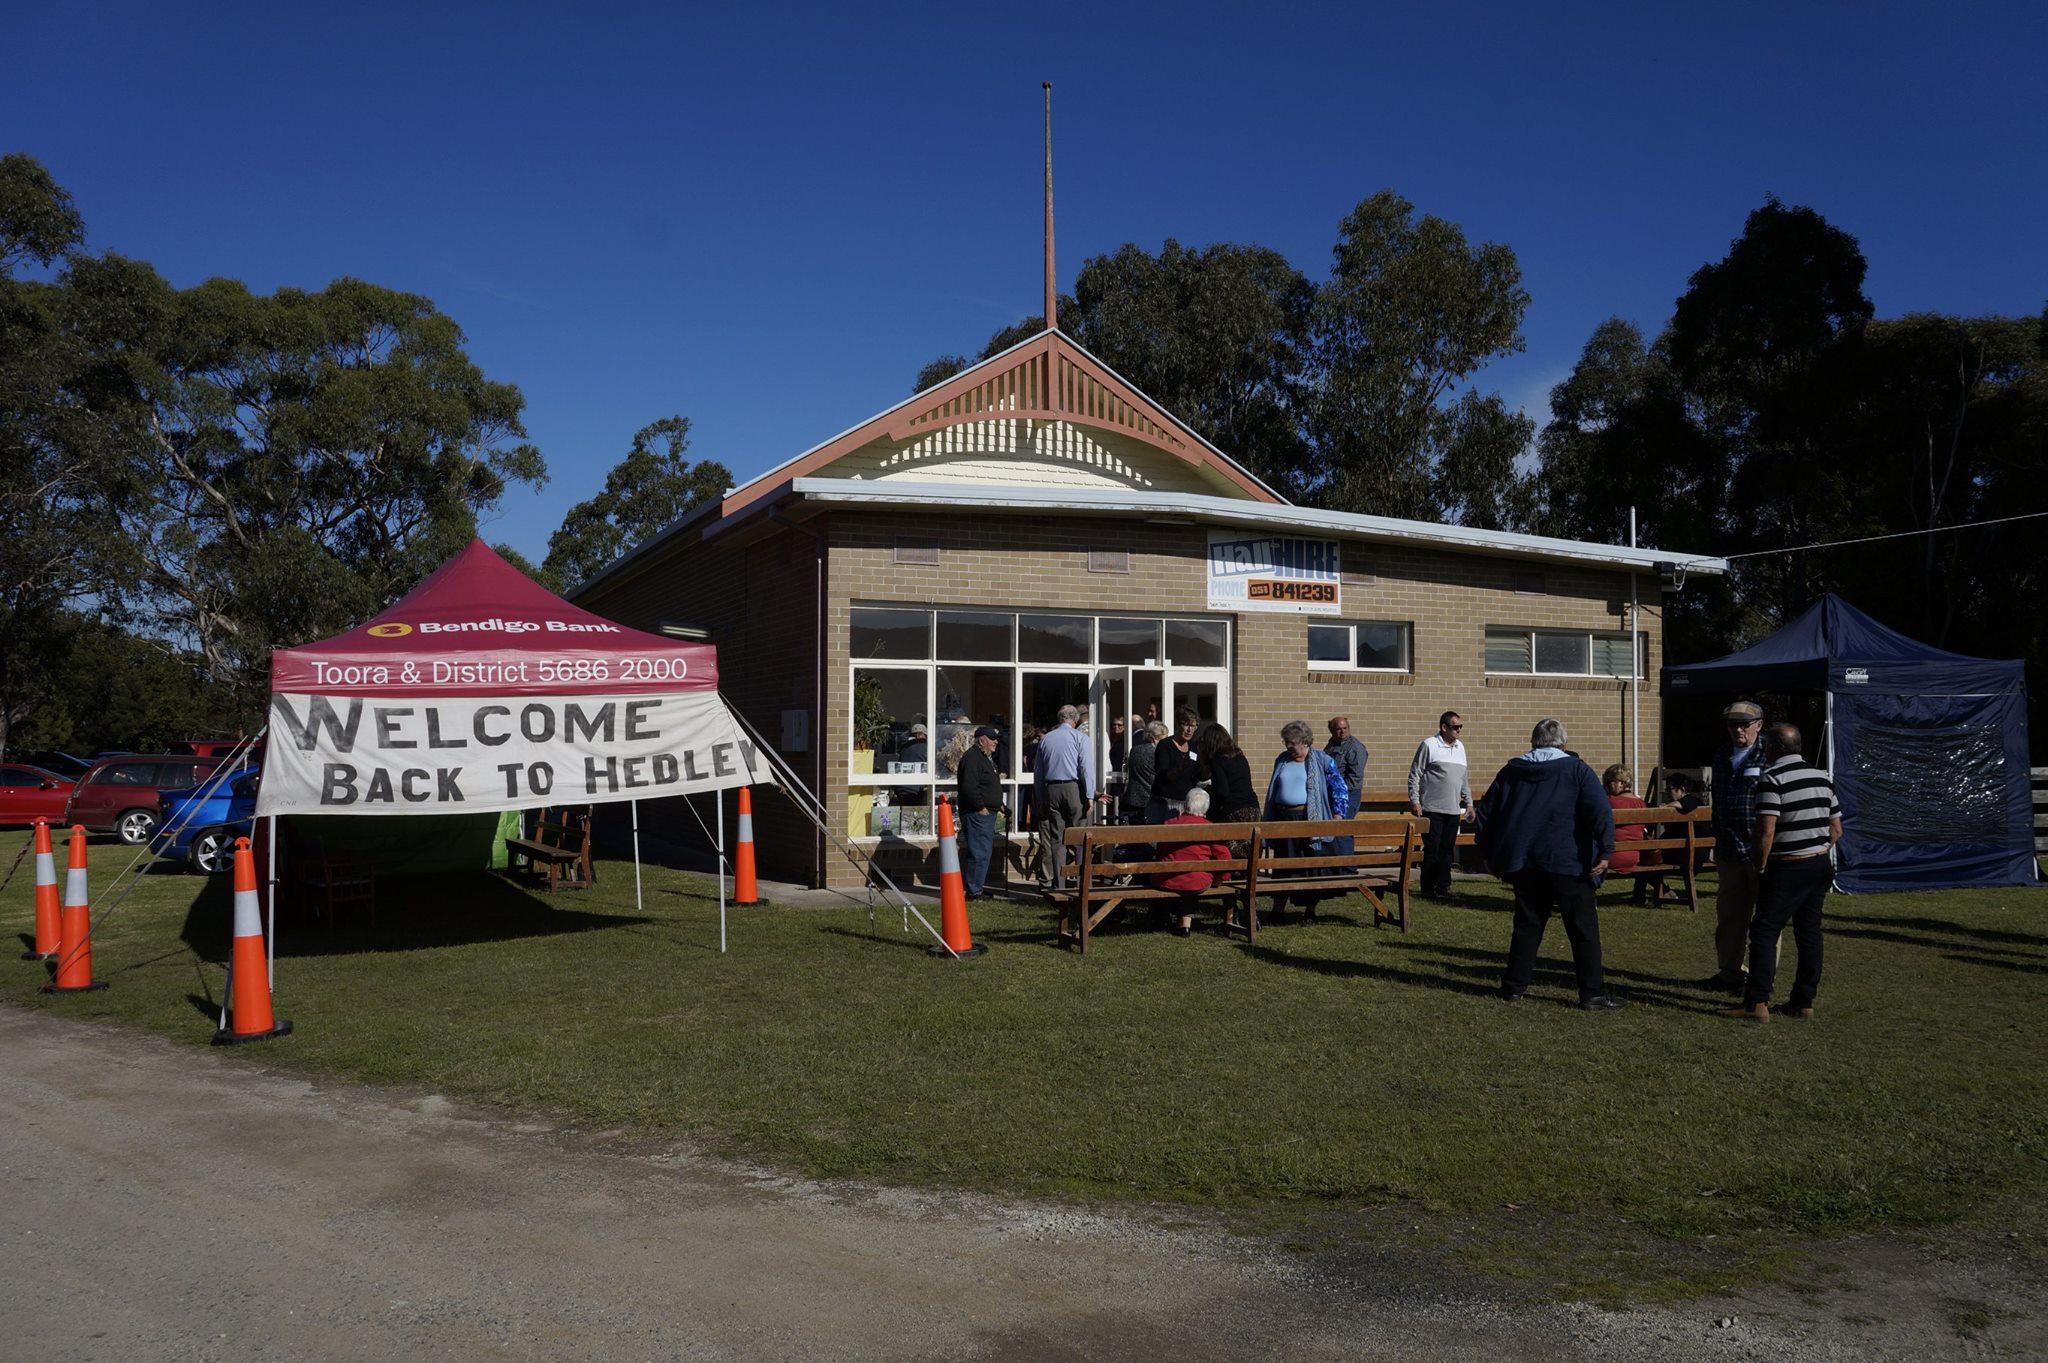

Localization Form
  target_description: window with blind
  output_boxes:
[1485,627,1644,678]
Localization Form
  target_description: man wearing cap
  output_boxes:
[901,723,930,768]
[1707,700,1770,991]
[956,725,1004,898]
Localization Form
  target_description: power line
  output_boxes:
[1713,509,2048,564]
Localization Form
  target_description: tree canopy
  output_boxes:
[0,155,548,746]
[542,417,732,593]
[1532,197,2048,731]
[913,191,1534,520]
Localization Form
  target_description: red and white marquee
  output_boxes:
[259,540,771,818]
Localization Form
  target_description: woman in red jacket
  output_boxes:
[1151,788,1230,937]
[1604,764,1648,873]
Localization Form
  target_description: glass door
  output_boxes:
[1091,666,1130,803]
[1020,670,1090,837]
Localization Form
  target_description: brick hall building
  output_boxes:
[574,329,1727,889]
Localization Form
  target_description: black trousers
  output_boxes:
[1744,854,1830,1009]
[1421,812,1461,896]
[1501,869,1607,1001]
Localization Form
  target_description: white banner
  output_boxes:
[257,691,773,817]
[1206,530,1342,615]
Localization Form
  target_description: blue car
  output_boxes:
[154,765,261,873]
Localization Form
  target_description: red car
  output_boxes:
[0,764,76,827]
[173,739,258,759]
[64,755,224,845]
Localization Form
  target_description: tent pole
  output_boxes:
[716,792,727,954]
[1824,689,1838,887]
[266,814,277,989]
[1630,509,1641,792]
[631,798,643,915]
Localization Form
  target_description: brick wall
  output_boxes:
[585,507,1664,889]
[580,520,826,884]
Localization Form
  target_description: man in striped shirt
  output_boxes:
[1725,724,1842,1022]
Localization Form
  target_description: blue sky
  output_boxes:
[8,2,2044,561]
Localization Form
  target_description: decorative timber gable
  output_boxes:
[720,330,1281,515]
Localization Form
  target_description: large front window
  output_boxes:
[847,606,1230,837]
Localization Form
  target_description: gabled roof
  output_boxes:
[720,328,1283,516]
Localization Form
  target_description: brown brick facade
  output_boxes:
[585,509,1664,890]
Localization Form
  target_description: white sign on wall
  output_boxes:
[1206,531,1342,615]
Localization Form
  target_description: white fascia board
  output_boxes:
[780,477,1729,575]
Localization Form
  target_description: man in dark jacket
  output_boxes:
[1471,717,1623,1011]
[1324,716,1369,809]
[1122,721,1162,823]
[956,725,1004,897]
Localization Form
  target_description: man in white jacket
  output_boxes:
[1408,711,1473,901]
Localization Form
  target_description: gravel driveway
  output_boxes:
[1,1008,2035,1361]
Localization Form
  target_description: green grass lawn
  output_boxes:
[6,839,2045,1296]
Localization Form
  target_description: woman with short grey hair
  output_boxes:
[1263,719,1351,925]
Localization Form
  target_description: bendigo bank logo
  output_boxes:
[366,623,414,637]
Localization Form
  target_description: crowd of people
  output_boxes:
[1464,702,1840,1017]
[947,692,1842,1021]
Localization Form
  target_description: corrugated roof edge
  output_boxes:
[762,477,1729,574]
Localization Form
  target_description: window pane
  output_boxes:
[1356,622,1409,670]
[1307,625,1352,664]
[1018,613,1090,664]
[1020,672,1090,772]
[1164,617,1228,667]
[1534,631,1591,675]
[851,668,926,771]
[1098,617,1159,665]
[935,666,1012,779]
[1484,629,1531,674]
[850,608,931,660]
[936,611,1012,661]
[1591,634,1636,676]
[96,763,159,786]
[852,786,936,837]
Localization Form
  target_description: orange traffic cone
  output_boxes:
[928,796,986,959]
[24,818,59,960]
[40,826,106,994]
[214,836,290,1045]
[732,786,761,906]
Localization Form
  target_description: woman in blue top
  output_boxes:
[1263,719,1351,924]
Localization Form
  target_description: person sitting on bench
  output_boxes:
[1151,788,1229,937]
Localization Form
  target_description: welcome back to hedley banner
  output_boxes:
[256,691,775,817]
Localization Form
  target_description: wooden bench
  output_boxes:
[1047,816,1421,953]
[1598,806,1713,911]
[505,805,594,892]
[1359,788,1487,858]
[1361,790,1713,908]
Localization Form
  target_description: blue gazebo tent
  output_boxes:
[1663,594,2036,893]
